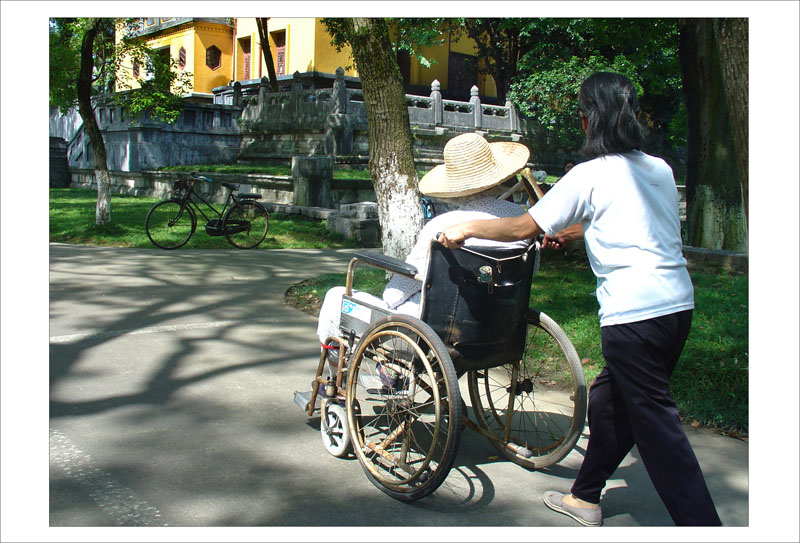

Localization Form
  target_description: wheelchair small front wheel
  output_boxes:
[321,401,351,458]
[468,309,587,470]
[346,315,462,502]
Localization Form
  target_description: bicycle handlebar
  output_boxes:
[190,173,214,184]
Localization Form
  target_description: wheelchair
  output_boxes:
[294,238,588,502]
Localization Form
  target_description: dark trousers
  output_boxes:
[570,310,722,526]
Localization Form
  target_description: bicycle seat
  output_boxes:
[221,182,240,191]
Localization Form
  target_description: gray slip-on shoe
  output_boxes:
[543,491,603,527]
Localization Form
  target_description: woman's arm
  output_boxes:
[438,213,542,249]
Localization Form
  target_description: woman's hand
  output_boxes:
[438,224,469,249]
[542,223,584,250]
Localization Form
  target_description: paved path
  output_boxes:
[42,244,751,535]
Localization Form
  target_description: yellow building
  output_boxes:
[116,18,234,96]
[116,18,498,101]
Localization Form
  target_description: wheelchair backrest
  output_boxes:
[420,240,539,372]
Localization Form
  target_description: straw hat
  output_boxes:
[418,133,530,197]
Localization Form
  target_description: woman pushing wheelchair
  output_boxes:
[439,72,721,526]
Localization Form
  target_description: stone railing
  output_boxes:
[231,69,529,136]
[50,68,540,174]
[234,68,535,168]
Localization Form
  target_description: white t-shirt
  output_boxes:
[529,151,694,327]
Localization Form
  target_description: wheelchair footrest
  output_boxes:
[293,390,320,414]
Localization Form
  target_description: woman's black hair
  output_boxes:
[578,72,648,159]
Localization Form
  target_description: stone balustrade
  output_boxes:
[50,67,539,176]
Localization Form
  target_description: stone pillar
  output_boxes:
[470,85,482,129]
[233,81,242,107]
[258,76,268,125]
[292,156,333,208]
[331,67,349,114]
[506,99,520,133]
[292,71,303,116]
[49,137,71,188]
[431,79,443,126]
[325,68,353,157]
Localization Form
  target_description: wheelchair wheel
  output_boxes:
[468,309,587,470]
[345,315,462,502]
[321,401,351,458]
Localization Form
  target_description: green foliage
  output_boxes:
[511,54,646,150]
[390,19,450,69]
[49,18,117,112]
[505,18,683,151]
[322,18,450,72]
[113,19,193,123]
[49,18,192,124]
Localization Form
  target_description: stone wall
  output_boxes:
[68,167,376,208]
[683,247,748,275]
[52,98,243,173]
[69,169,294,203]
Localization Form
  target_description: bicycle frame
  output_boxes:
[179,185,237,225]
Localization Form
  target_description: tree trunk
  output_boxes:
[678,18,747,251]
[256,18,279,92]
[347,18,424,259]
[77,18,111,225]
[713,18,749,230]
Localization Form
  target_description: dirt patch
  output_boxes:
[285,280,323,317]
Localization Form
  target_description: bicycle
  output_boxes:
[145,173,270,250]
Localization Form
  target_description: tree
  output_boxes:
[458,18,537,104]
[679,18,748,250]
[502,18,684,153]
[323,18,423,259]
[713,18,748,228]
[49,18,191,225]
[255,18,279,92]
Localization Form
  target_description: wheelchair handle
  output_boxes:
[435,231,466,248]
[345,251,420,296]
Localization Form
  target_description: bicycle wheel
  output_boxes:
[223,200,269,249]
[145,199,196,250]
[346,315,462,502]
[467,309,587,470]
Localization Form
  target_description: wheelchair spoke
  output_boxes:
[467,310,586,469]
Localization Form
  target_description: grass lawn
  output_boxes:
[287,249,748,436]
[49,188,360,249]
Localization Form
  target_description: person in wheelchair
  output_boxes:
[315,132,532,346]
